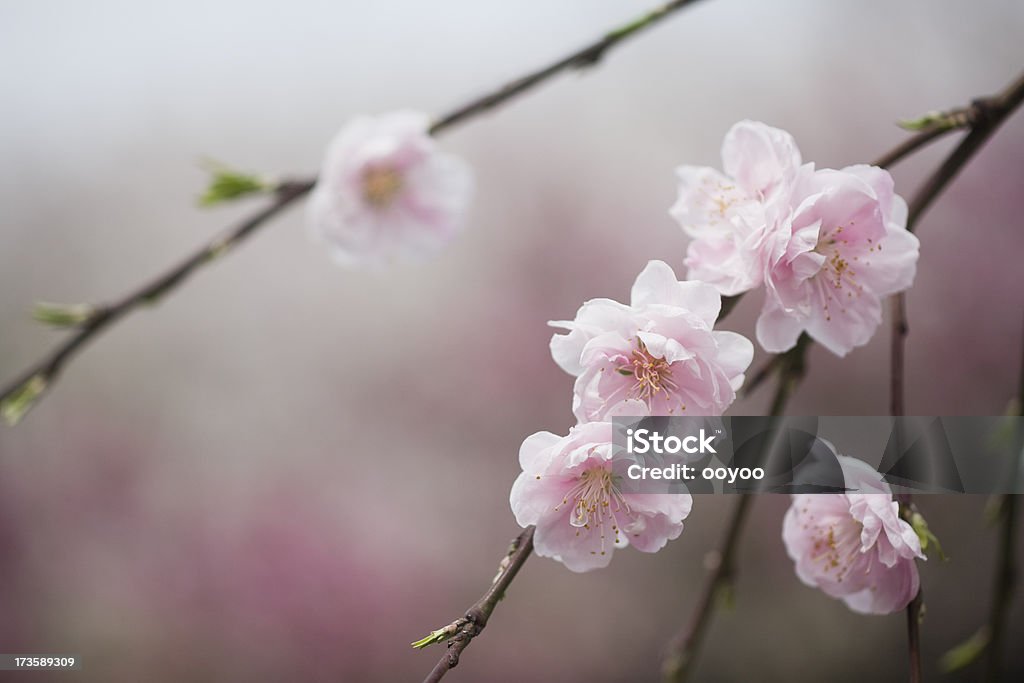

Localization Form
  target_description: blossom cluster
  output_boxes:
[513,260,753,571]
[305,113,925,613]
[672,121,920,357]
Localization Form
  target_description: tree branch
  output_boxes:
[0,0,707,424]
[662,340,808,683]
[887,72,1024,683]
[0,180,313,423]
[904,71,1024,232]
[428,0,705,136]
[982,315,1024,682]
[416,527,535,683]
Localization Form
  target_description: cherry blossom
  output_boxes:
[550,260,753,422]
[782,451,924,615]
[672,121,919,356]
[306,110,473,266]
[670,120,802,296]
[509,406,692,572]
[758,164,919,356]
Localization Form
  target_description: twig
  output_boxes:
[0,180,313,422]
[417,527,535,683]
[429,0,705,136]
[891,242,919,683]
[872,102,980,169]
[0,0,707,424]
[904,71,1024,233]
[905,563,925,682]
[890,294,908,417]
[984,467,1020,683]
[887,72,1024,682]
[661,494,752,683]
[661,341,808,683]
[983,316,1024,682]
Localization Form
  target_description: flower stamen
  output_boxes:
[362,166,404,208]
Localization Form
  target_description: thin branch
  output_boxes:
[890,294,908,417]
[905,71,1024,232]
[429,0,705,135]
[905,578,924,681]
[984,466,1020,683]
[661,494,752,683]
[983,315,1024,682]
[662,340,808,683]
[891,245,918,683]
[871,103,979,169]
[0,0,706,423]
[741,354,778,397]
[887,73,1024,682]
[905,594,924,682]
[0,180,313,420]
[417,527,535,683]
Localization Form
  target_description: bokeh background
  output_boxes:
[1,1,1023,681]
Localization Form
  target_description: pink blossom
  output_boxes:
[550,260,753,422]
[670,120,802,296]
[757,164,919,356]
[509,407,692,572]
[306,110,473,266]
[782,453,924,615]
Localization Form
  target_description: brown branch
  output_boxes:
[983,316,1024,682]
[0,179,313,421]
[429,0,705,135]
[871,103,979,169]
[887,72,1024,682]
[905,593,924,682]
[984,470,1019,683]
[890,294,908,417]
[661,494,752,683]
[417,527,535,683]
[662,341,808,683]
[904,71,1024,233]
[0,0,706,423]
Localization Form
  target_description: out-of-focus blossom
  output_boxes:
[671,120,802,296]
[671,121,919,357]
[549,260,753,422]
[782,452,924,615]
[758,164,919,356]
[510,406,692,572]
[306,110,473,266]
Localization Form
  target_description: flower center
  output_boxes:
[813,225,867,322]
[621,340,681,406]
[361,166,404,208]
[809,518,864,583]
[554,465,629,556]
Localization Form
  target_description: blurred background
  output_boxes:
[1,1,1022,681]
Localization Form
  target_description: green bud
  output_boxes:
[1,375,48,425]
[33,301,96,328]
[411,624,458,649]
[715,581,736,611]
[199,160,272,206]
[898,110,948,131]
[910,511,947,561]
[940,627,989,672]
